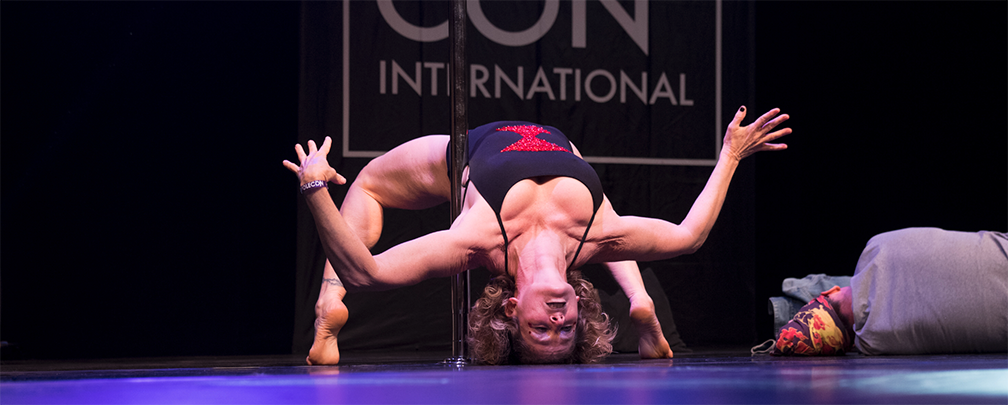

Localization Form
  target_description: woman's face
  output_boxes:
[506,281,580,361]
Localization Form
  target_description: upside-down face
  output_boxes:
[505,280,581,362]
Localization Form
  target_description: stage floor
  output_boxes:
[2,349,1006,404]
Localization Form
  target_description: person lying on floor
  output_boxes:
[284,106,792,364]
[771,227,1008,355]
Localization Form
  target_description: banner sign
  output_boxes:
[342,0,722,166]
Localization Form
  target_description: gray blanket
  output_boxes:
[851,228,1008,354]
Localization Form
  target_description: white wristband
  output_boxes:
[299,180,328,194]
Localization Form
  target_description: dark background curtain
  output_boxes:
[1,1,1004,360]
[292,0,758,354]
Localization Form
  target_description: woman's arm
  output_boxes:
[595,106,791,262]
[341,135,452,249]
[284,137,475,291]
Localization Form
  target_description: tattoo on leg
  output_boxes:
[324,277,344,288]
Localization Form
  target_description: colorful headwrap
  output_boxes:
[772,290,852,356]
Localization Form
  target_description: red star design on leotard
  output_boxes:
[498,125,571,153]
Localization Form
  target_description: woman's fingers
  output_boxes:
[287,137,344,187]
[331,172,347,185]
[760,142,788,152]
[753,108,781,130]
[730,105,748,128]
[764,127,793,143]
[319,136,333,155]
[760,113,790,133]
[752,111,790,150]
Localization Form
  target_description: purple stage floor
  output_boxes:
[2,350,1006,404]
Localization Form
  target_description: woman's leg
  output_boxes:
[307,260,348,365]
[603,261,673,359]
[307,135,454,364]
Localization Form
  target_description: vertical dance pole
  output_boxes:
[446,0,469,365]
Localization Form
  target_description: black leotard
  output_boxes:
[448,121,604,270]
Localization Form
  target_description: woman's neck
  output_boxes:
[511,229,569,291]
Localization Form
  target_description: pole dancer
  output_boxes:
[288,105,791,364]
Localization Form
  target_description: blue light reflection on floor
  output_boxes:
[3,355,1006,404]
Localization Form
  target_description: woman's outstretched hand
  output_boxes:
[722,106,791,162]
[283,136,347,187]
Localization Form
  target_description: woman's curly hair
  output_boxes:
[467,270,615,365]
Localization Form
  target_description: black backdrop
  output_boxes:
[292,0,760,354]
[2,2,302,359]
[752,1,1007,341]
[1,1,1004,360]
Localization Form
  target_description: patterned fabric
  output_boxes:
[769,274,852,337]
[773,295,852,356]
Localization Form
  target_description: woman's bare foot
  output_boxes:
[629,296,673,359]
[307,290,349,365]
